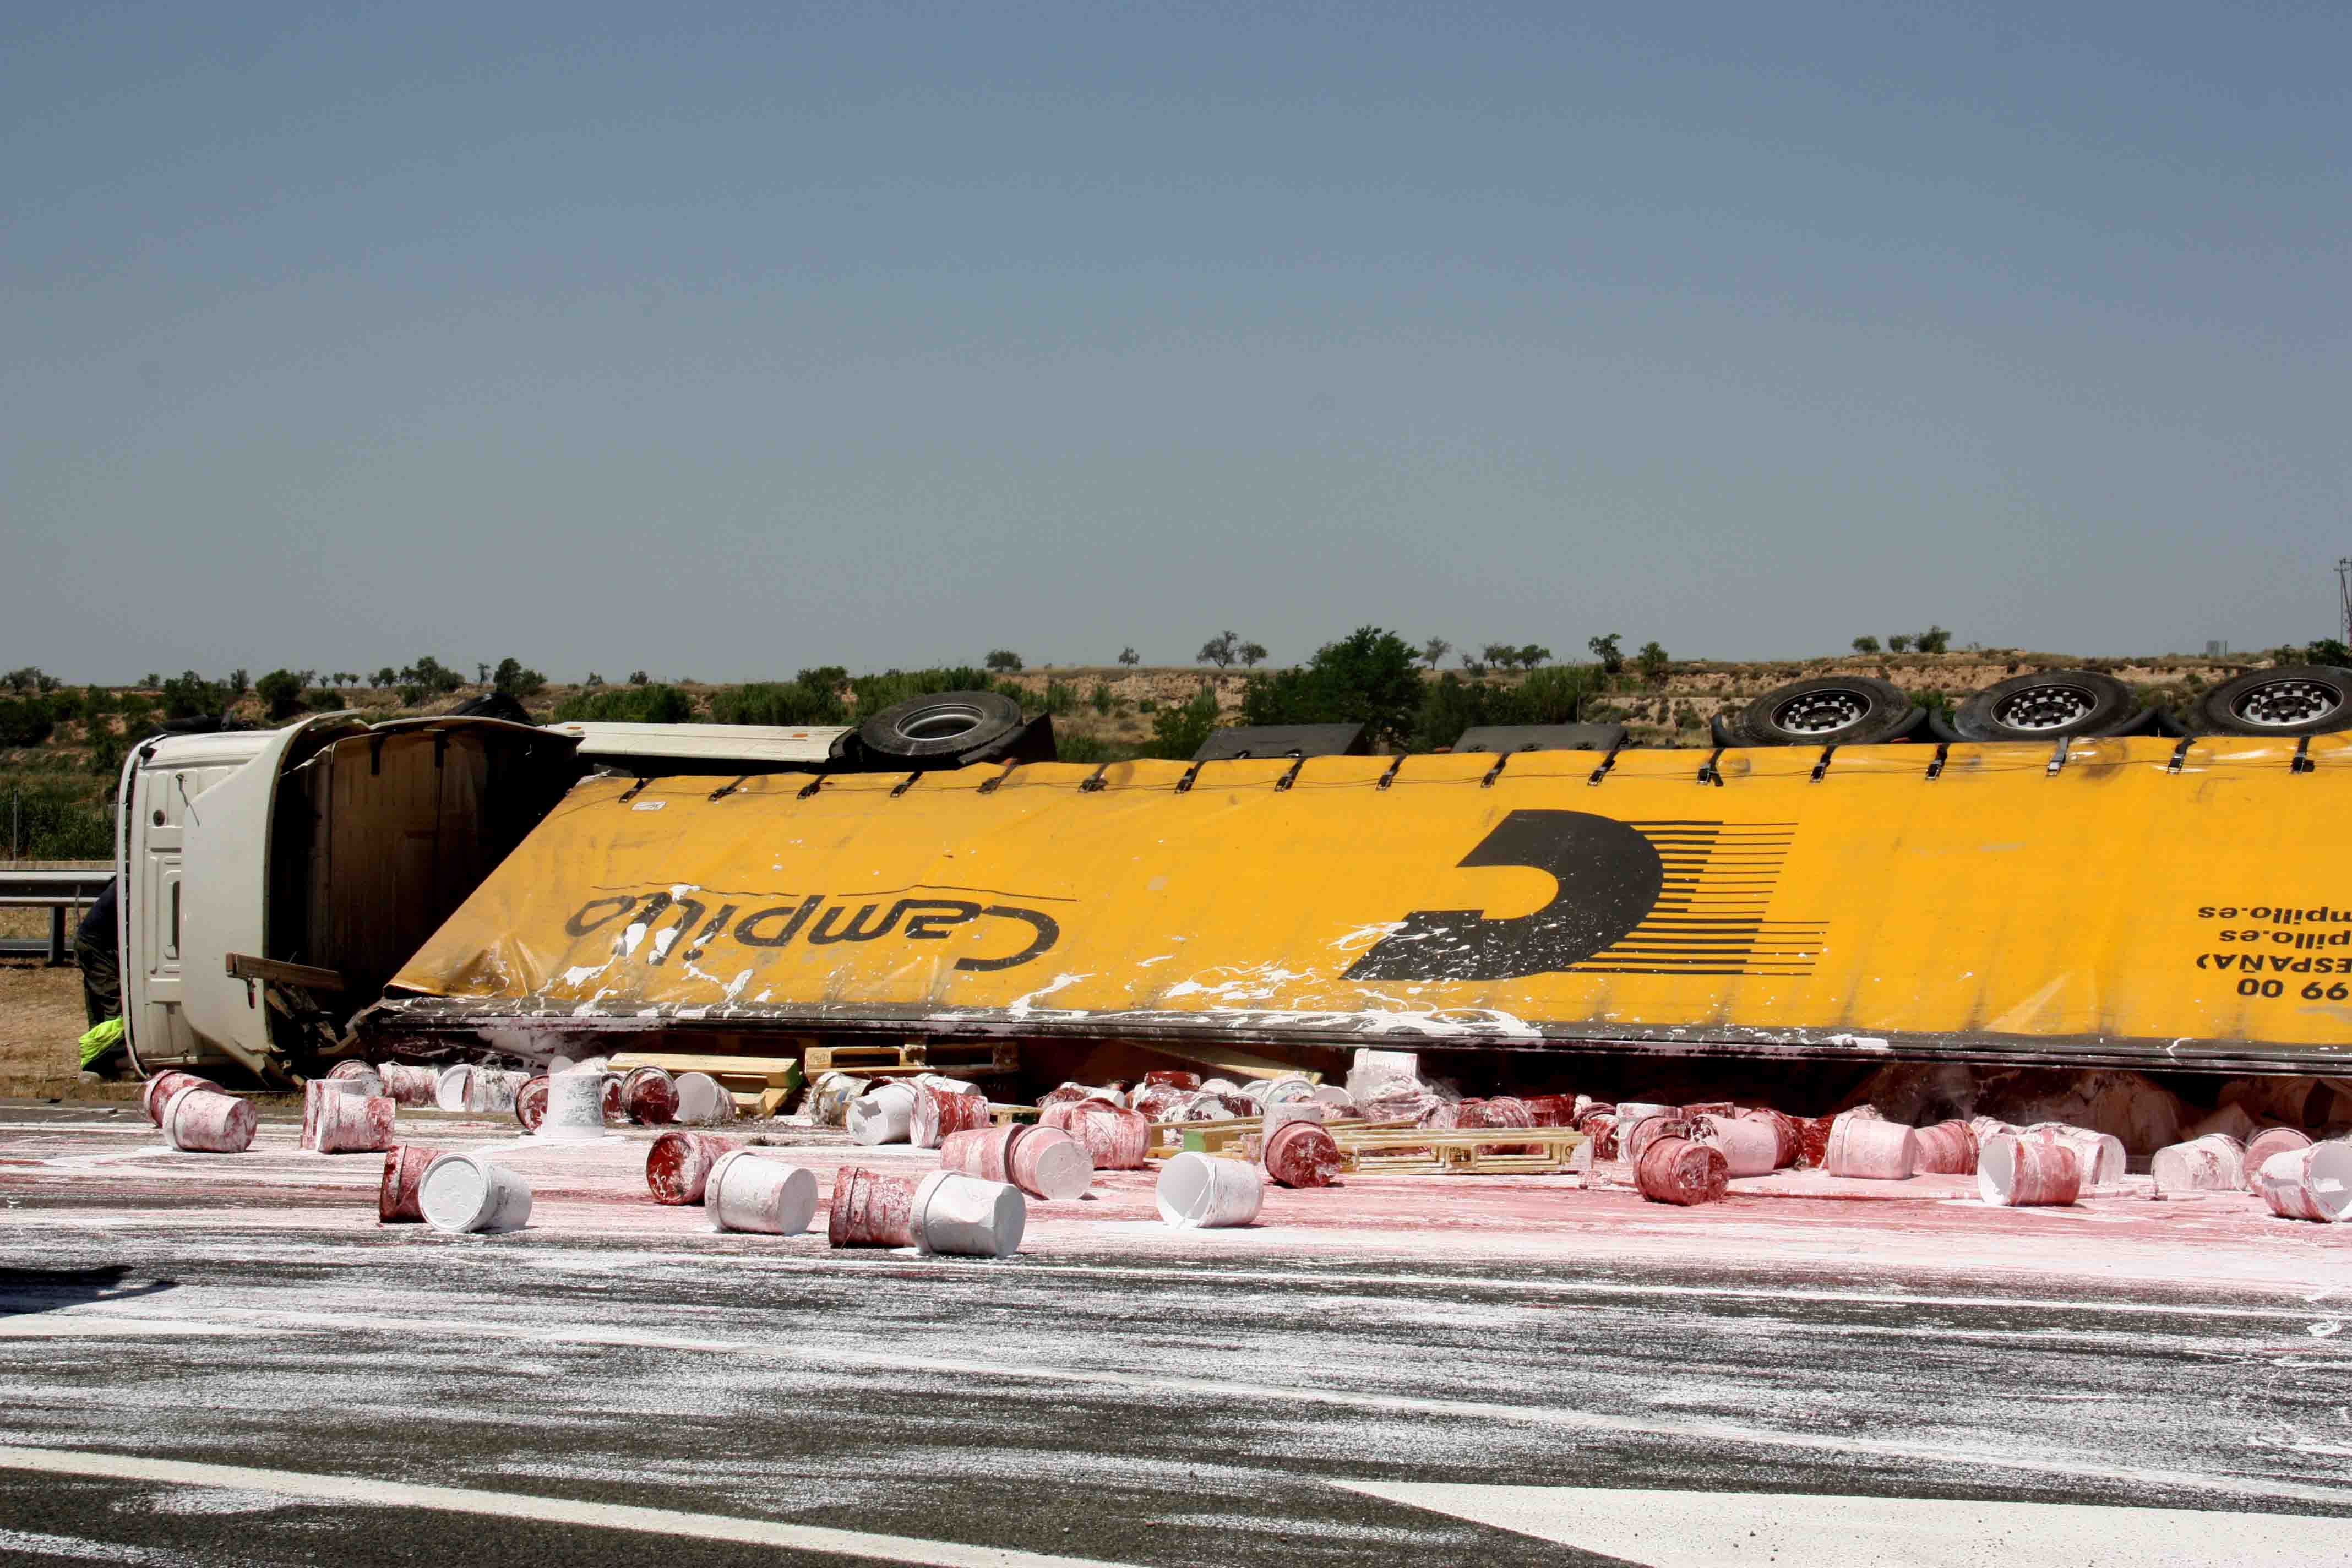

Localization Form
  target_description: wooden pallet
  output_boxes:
[803,1041,1018,1077]
[1332,1126,1591,1178]
[1148,1115,1413,1161]
[607,1051,806,1118]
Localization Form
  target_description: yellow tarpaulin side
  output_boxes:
[377,736,2352,1070]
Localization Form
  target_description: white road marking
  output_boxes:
[0,1526,225,1567]
[0,1444,1141,1568]
[10,1302,2351,1509]
[1336,1481,2351,1566]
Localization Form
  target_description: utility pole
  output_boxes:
[2338,558,2352,646]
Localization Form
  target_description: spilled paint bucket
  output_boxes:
[600,1072,628,1122]
[1262,1120,1344,1189]
[1616,1101,1674,1125]
[1310,1084,1357,1116]
[704,1150,818,1234]
[809,1071,870,1127]
[1045,1102,1150,1169]
[646,1130,744,1205]
[301,1077,365,1150]
[1692,1114,1778,1178]
[141,1071,215,1125]
[1635,1135,1729,1205]
[908,1084,990,1149]
[1264,1101,1327,1135]
[1142,1070,1201,1091]
[379,1144,439,1223]
[1008,1125,1093,1201]
[314,1092,395,1155]
[375,1063,442,1107]
[1260,1075,1320,1107]
[514,1076,549,1133]
[2024,1123,2125,1187]
[536,1071,609,1141]
[417,1152,533,1234]
[2150,1134,2245,1196]
[912,1170,1027,1257]
[1524,1094,1581,1128]
[1578,1112,1621,1162]
[1464,1096,1538,1153]
[940,1124,1023,1183]
[827,1166,919,1248]
[1131,1083,1191,1121]
[1912,1119,1980,1176]
[433,1065,475,1112]
[1739,1108,1801,1169]
[2244,1128,2312,1190]
[160,1086,257,1153]
[673,1072,734,1125]
[622,1066,680,1126]
[325,1060,384,1096]
[1824,1114,1918,1180]
[1798,1114,1835,1170]
[1155,1151,1263,1228]
[1623,1113,1687,1169]
[846,1081,918,1146]
[1977,1133,2081,1207]
[2255,1141,2352,1222]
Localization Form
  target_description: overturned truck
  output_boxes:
[116,672,2352,1124]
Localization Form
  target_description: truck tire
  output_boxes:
[1951,670,2137,742]
[1738,677,1919,746]
[2191,666,2352,737]
[858,690,1027,763]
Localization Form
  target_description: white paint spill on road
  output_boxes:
[0,1525,227,1567]
[12,1302,2351,1509]
[1335,1481,2352,1566]
[0,1445,1145,1568]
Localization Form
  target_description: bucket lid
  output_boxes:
[418,1153,492,1231]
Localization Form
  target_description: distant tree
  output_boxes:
[1117,647,1139,667]
[3,667,43,695]
[399,656,464,695]
[1587,633,1625,674]
[1197,631,1240,668]
[141,673,161,690]
[1637,640,1669,681]
[1517,644,1553,669]
[1239,626,1423,750]
[628,670,649,685]
[1852,636,1881,654]
[1238,641,1268,669]
[1420,637,1451,671]
[583,672,606,689]
[1460,650,1489,679]
[0,697,55,748]
[253,669,307,721]
[475,662,492,685]
[159,671,225,721]
[1914,625,1951,654]
[984,649,1024,673]
[492,657,546,699]
[226,668,250,696]
[2306,639,2352,667]
[372,667,398,687]
[1887,634,1914,653]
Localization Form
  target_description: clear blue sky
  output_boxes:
[6,2,2347,681]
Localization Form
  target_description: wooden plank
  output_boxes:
[1130,1041,1321,1084]
[225,954,346,991]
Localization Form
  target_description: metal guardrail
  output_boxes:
[0,869,113,964]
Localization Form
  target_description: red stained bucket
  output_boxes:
[1623,1112,1688,1169]
[379,1144,440,1223]
[1523,1094,1580,1128]
[1142,1070,1200,1090]
[160,1086,257,1153]
[909,1084,990,1150]
[1636,1135,1729,1206]
[1577,1111,1621,1161]
[141,1071,214,1125]
[1131,1083,1190,1121]
[375,1063,442,1108]
[827,1166,919,1248]
[623,1066,679,1126]
[2255,1140,2352,1222]
[1977,1133,2080,1207]
[514,1075,549,1133]
[2243,1128,2312,1191]
[1264,1120,1344,1189]
[1461,1095,1537,1155]
[1739,1108,1801,1169]
[645,1130,743,1205]
[1824,1114,1918,1180]
[315,1093,395,1155]
[1682,1101,1738,1118]
[1006,1125,1093,1200]
[1912,1119,1979,1176]
[940,1125,1022,1182]
[1692,1114,1779,1178]
[1043,1102,1149,1169]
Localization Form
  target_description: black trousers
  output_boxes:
[75,933,121,1030]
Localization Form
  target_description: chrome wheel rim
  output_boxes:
[1991,683,2096,732]
[1772,689,1870,736]
[2231,678,2343,729]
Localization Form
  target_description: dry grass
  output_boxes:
[0,961,100,1096]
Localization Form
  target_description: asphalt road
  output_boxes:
[4,1104,2351,1566]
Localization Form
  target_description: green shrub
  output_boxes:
[1238,627,1421,749]
[552,684,696,723]
[1053,732,1137,764]
[254,669,307,721]
[0,772,112,857]
[1042,680,1078,716]
[850,667,998,715]
[709,676,848,727]
[1090,682,1115,715]
[1146,687,1222,759]
[0,698,55,748]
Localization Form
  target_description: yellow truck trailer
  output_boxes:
[363,733,2352,1077]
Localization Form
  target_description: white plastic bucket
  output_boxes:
[1695,1114,1780,1178]
[1824,1114,1918,1180]
[847,1081,918,1146]
[160,1085,257,1153]
[2026,1123,2126,1187]
[433,1065,473,1112]
[314,1093,395,1155]
[536,1070,609,1141]
[704,1150,819,1235]
[466,1069,531,1114]
[912,1170,1027,1257]
[809,1072,870,1127]
[1977,1133,2081,1207]
[302,1077,368,1152]
[673,1071,735,1125]
[1155,1151,1264,1228]
[2150,1134,2245,1196]
[417,1152,533,1234]
[2257,1141,2352,1223]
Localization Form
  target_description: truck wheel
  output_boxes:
[1952,670,2136,742]
[2191,666,2352,737]
[859,690,1026,762]
[1738,677,1918,746]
